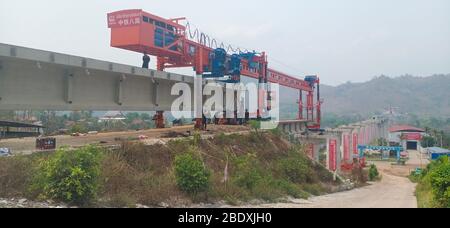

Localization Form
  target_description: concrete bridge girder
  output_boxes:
[0,43,196,111]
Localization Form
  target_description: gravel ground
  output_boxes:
[0,198,70,208]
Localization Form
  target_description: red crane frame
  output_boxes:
[107,9,321,128]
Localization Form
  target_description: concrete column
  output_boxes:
[337,134,343,171]
[326,133,342,172]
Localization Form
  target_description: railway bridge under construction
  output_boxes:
[0,43,391,173]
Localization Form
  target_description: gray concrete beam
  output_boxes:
[0,43,194,111]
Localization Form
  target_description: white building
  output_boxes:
[388,125,426,150]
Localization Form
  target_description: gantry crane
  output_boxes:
[107,9,322,129]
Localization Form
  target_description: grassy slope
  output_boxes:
[0,131,338,207]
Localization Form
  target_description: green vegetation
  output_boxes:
[410,157,450,208]
[421,136,437,148]
[399,116,450,149]
[278,150,314,184]
[34,146,102,205]
[233,154,263,190]
[248,120,261,134]
[0,132,339,207]
[368,164,380,181]
[375,138,388,146]
[0,111,159,136]
[174,150,211,195]
[319,74,450,117]
[70,124,88,134]
[321,113,363,128]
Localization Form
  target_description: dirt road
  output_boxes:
[239,173,417,208]
[234,151,427,208]
[0,125,250,155]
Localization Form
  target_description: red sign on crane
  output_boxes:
[108,10,142,28]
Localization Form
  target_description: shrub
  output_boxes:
[429,161,450,208]
[368,164,380,181]
[174,151,210,195]
[35,145,102,205]
[412,157,449,208]
[249,120,261,133]
[233,154,262,190]
[251,176,283,201]
[70,124,87,134]
[278,152,313,184]
[193,131,202,146]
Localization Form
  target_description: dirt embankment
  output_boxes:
[0,125,250,155]
[0,130,339,208]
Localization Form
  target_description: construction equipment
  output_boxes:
[36,138,56,150]
[107,9,322,129]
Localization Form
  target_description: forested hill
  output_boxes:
[320,74,450,117]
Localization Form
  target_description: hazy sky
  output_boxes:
[1,0,449,86]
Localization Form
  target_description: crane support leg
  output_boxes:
[298,90,303,120]
[307,91,314,122]
[153,111,165,129]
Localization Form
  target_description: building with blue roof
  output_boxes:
[427,147,450,160]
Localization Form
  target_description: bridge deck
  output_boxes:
[0,43,193,111]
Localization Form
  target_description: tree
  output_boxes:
[140,113,151,121]
[70,111,82,122]
[125,112,140,124]
[421,136,436,148]
[377,138,388,146]
[0,111,16,120]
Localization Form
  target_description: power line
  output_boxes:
[268,57,306,77]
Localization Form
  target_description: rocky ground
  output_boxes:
[0,198,70,208]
